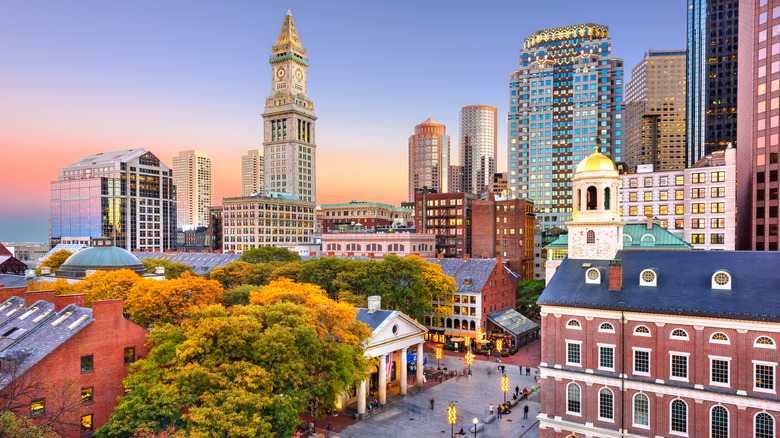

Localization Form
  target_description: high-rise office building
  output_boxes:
[687,0,739,167]
[262,10,316,203]
[241,149,264,196]
[51,149,176,251]
[408,118,450,201]
[624,50,687,172]
[507,24,624,230]
[172,150,212,228]
[460,105,498,195]
[737,0,780,251]
[448,165,463,193]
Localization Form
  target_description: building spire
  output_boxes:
[273,10,305,57]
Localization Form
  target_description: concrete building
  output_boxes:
[172,150,212,228]
[448,165,464,193]
[737,0,780,251]
[479,172,511,200]
[408,118,451,201]
[460,105,498,195]
[0,243,48,263]
[413,191,477,257]
[537,152,780,438]
[51,149,176,252]
[262,10,316,203]
[205,206,223,252]
[321,230,435,259]
[221,192,315,253]
[687,0,739,166]
[507,24,624,231]
[619,146,736,250]
[241,149,264,196]
[319,201,412,232]
[624,50,687,172]
[471,198,535,280]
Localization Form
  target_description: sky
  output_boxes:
[0,0,686,242]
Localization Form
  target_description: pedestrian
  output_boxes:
[458,427,465,436]
[497,405,502,419]
[523,386,528,399]
[523,404,529,419]
[526,366,531,376]
[514,385,519,397]
[430,398,435,410]
[489,403,494,415]
[326,424,332,438]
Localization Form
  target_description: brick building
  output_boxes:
[206,206,223,252]
[471,197,535,280]
[414,191,478,257]
[0,243,27,275]
[321,230,435,259]
[318,201,412,232]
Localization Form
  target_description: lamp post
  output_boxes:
[447,402,457,438]
[501,375,508,404]
[472,417,479,437]
[495,338,503,359]
[436,346,443,369]
[464,350,474,375]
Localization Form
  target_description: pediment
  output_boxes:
[366,312,427,349]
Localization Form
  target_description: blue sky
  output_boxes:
[0,0,686,242]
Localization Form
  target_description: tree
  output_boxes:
[223,284,262,307]
[140,259,194,280]
[26,278,80,296]
[239,247,301,264]
[35,250,72,276]
[208,261,250,288]
[80,270,143,306]
[124,272,223,327]
[0,412,55,438]
[266,260,304,283]
[515,280,544,320]
[297,257,361,300]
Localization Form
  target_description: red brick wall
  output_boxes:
[471,202,495,258]
[479,264,516,330]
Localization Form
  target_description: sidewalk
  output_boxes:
[423,339,541,368]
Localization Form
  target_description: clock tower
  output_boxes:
[262,9,316,203]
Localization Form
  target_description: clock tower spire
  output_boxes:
[262,10,316,203]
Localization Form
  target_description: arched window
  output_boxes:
[587,186,598,210]
[633,393,649,427]
[587,230,596,244]
[634,325,651,336]
[453,319,460,329]
[598,388,613,420]
[756,336,776,348]
[446,318,452,328]
[712,271,732,290]
[425,316,431,326]
[710,332,730,344]
[577,189,582,212]
[670,399,687,434]
[599,322,615,333]
[604,187,611,210]
[566,383,581,414]
[756,412,774,438]
[462,319,468,330]
[567,319,581,329]
[711,405,728,438]
[671,329,689,340]
[470,320,475,331]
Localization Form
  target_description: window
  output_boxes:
[711,406,728,438]
[660,205,668,215]
[567,341,582,366]
[712,187,726,198]
[711,218,725,229]
[81,414,94,433]
[629,178,638,188]
[31,398,45,417]
[692,234,705,244]
[712,271,731,290]
[644,177,653,187]
[566,382,581,414]
[599,388,614,421]
[756,337,776,348]
[755,362,776,392]
[124,347,136,365]
[599,322,614,333]
[692,172,705,183]
[659,176,668,186]
[675,175,684,185]
[675,190,685,200]
[710,332,730,344]
[629,192,638,202]
[586,268,600,283]
[671,329,688,339]
[633,393,649,427]
[692,203,706,214]
[692,188,706,199]
[634,325,651,336]
[634,349,650,375]
[711,358,730,386]
[599,345,615,370]
[644,206,653,216]
[711,171,725,182]
[644,192,653,201]
[659,191,668,201]
[670,399,687,434]
[81,387,93,404]
[81,355,94,373]
[640,269,657,286]
[711,202,725,213]
[756,412,774,438]
[587,230,595,244]
[629,206,637,216]
[566,319,581,329]
[675,204,684,214]
[671,353,688,381]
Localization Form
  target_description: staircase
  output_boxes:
[343,386,425,420]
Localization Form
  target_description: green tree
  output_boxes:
[223,284,262,307]
[239,247,301,264]
[515,280,544,320]
[0,412,55,438]
[141,258,195,279]
[35,249,72,275]
[208,261,250,288]
[297,257,360,300]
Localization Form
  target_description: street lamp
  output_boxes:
[436,346,443,369]
[464,350,474,375]
[447,402,457,438]
[501,375,509,404]
[472,417,479,437]
[495,338,503,357]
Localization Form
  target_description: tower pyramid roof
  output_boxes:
[273,10,306,57]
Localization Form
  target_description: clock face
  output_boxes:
[277,68,285,79]
[295,69,303,81]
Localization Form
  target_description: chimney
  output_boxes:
[54,294,86,311]
[463,254,470,261]
[646,215,654,230]
[437,253,445,260]
[92,298,125,321]
[609,259,623,291]
[367,296,381,313]
[154,266,165,275]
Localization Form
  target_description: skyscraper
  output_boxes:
[408,118,450,201]
[737,0,779,251]
[624,50,687,172]
[241,149,264,196]
[506,24,624,230]
[172,150,212,228]
[460,105,498,195]
[51,149,176,251]
[262,10,316,203]
[686,0,739,167]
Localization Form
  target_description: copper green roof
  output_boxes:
[61,246,143,268]
[544,223,693,250]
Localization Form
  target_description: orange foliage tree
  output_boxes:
[80,269,143,306]
[26,278,81,296]
[125,272,224,327]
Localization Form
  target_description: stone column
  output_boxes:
[378,354,387,405]
[357,378,367,414]
[416,342,424,387]
[400,347,408,394]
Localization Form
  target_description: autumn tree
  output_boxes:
[140,259,194,279]
[80,270,143,306]
[35,250,72,275]
[124,272,223,327]
[26,278,80,296]
[222,284,262,307]
[208,261,250,288]
[297,257,361,300]
[239,246,301,264]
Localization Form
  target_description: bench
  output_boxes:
[483,414,497,424]
[469,423,485,433]
[509,399,520,407]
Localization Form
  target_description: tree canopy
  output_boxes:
[140,258,195,279]
[515,280,544,320]
[35,249,72,275]
[239,246,301,264]
[124,272,224,327]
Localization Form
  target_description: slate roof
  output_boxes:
[539,250,780,322]
[545,223,692,250]
[132,252,242,274]
[423,258,498,294]
[355,309,396,334]
[486,308,539,337]
[0,274,33,288]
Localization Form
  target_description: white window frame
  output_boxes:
[598,387,615,423]
[632,392,650,429]
[669,398,689,437]
[566,319,582,330]
[753,360,777,394]
[633,347,652,377]
[709,332,730,344]
[709,355,731,388]
[598,322,615,333]
[585,267,601,284]
[710,405,729,438]
[711,270,731,290]
[566,382,582,416]
[634,325,651,337]
[754,411,775,438]
[639,268,657,286]
[566,340,583,367]
[670,328,689,340]
[669,351,690,382]
[755,336,776,349]
[598,343,616,372]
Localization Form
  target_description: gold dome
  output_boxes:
[575,152,617,173]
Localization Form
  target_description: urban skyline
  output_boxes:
[0,1,686,241]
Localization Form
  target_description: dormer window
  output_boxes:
[586,267,601,284]
[712,271,731,290]
[639,269,657,287]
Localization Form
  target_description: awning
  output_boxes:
[485,308,539,338]
[450,337,465,342]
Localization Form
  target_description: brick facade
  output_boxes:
[471,197,535,280]
[414,192,477,257]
